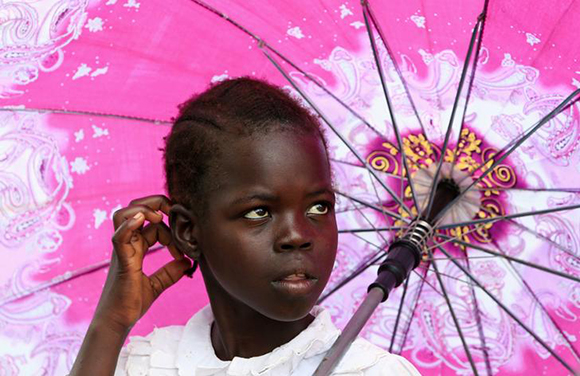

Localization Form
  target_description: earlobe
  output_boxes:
[169,204,201,261]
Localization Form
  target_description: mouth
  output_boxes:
[272,271,319,296]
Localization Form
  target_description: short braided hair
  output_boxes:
[164,77,328,216]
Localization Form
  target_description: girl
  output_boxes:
[70,78,421,375]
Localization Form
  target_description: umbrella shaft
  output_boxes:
[313,287,384,376]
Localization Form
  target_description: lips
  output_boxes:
[272,270,318,296]
[274,270,316,282]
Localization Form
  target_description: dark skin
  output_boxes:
[70,130,337,374]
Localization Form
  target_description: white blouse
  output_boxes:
[114,306,421,375]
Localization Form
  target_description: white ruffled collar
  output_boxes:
[174,305,340,376]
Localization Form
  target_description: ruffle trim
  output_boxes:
[175,306,342,376]
[117,306,403,376]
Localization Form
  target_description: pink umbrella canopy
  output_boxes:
[1,0,579,375]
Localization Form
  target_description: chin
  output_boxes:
[258,295,320,322]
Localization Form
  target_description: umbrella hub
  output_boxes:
[414,162,481,225]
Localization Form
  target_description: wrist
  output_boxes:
[90,314,133,340]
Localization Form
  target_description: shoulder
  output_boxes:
[114,325,184,376]
[333,337,422,376]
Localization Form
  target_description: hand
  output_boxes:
[92,195,192,334]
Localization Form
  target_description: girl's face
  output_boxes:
[196,130,337,321]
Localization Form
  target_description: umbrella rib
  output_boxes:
[423,15,485,220]
[430,254,480,375]
[476,187,580,193]
[320,199,398,302]
[189,1,386,140]
[491,240,580,363]
[428,255,500,261]
[367,169,406,241]
[389,276,410,353]
[261,48,415,217]
[330,158,405,181]
[334,191,409,222]
[505,218,580,262]
[436,202,580,230]
[434,89,580,224]
[436,235,580,284]
[435,245,577,374]
[0,107,171,125]
[398,262,430,353]
[0,247,164,307]
[338,226,405,234]
[449,6,490,181]
[475,205,579,263]
[317,248,386,304]
[460,98,578,188]
[464,258,493,376]
[363,1,428,139]
[426,225,487,251]
[362,5,420,211]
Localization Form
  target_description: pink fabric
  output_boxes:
[0,0,579,375]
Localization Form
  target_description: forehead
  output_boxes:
[211,131,331,197]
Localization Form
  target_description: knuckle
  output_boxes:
[162,267,178,285]
[150,275,164,297]
[112,209,123,221]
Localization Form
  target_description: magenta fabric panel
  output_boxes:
[0,1,579,375]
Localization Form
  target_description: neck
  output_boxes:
[199,261,314,360]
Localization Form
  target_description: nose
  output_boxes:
[275,213,313,252]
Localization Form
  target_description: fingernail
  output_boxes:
[133,212,144,220]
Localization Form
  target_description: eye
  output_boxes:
[307,202,330,215]
[243,207,270,219]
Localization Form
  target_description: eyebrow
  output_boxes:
[229,188,334,207]
[229,193,278,207]
[305,188,335,198]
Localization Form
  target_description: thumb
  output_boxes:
[149,258,193,299]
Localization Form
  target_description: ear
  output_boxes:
[169,204,201,260]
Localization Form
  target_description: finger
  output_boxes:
[113,205,163,228]
[148,258,192,299]
[129,195,172,216]
[141,222,184,261]
[112,212,146,245]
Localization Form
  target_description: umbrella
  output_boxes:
[0,0,579,374]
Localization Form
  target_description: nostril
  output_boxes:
[279,242,312,251]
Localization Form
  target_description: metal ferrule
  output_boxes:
[402,220,433,252]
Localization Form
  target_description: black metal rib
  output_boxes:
[363,1,429,139]
[477,187,580,193]
[389,276,410,352]
[330,158,406,181]
[435,245,577,374]
[334,191,409,222]
[190,1,389,140]
[437,202,580,230]
[338,226,405,234]
[490,240,580,364]
[398,262,430,354]
[362,4,420,211]
[431,254,480,375]
[0,107,171,125]
[435,89,580,223]
[506,218,580,262]
[464,258,493,375]
[424,16,485,219]
[449,3,490,181]
[317,249,385,304]
[436,235,580,284]
[261,48,415,216]
[0,246,164,306]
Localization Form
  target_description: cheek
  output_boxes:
[201,226,273,280]
[317,220,339,271]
